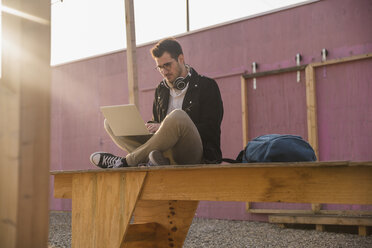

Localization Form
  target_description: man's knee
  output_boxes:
[165,109,190,125]
[104,119,111,133]
[160,109,198,138]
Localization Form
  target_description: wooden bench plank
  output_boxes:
[140,166,372,204]
[53,162,359,200]
[50,161,372,175]
[53,162,372,204]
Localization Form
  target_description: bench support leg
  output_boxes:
[359,226,369,236]
[124,200,199,247]
[71,172,147,248]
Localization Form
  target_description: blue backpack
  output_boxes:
[226,134,317,163]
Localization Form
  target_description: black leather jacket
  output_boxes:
[152,67,224,163]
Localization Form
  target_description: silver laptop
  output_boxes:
[100,104,151,136]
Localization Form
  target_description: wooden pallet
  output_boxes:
[268,214,372,236]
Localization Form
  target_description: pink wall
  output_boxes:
[50,0,372,220]
[316,60,372,161]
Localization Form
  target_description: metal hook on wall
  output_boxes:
[252,62,258,90]
[295,53,302,83]
[321,48,328,62]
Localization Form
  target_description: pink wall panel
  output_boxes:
[317,59,372,161]
[246,72,308,140]
[50,0,372,219]
[218,77,245,158]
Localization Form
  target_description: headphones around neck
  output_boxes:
[164,65,192,90]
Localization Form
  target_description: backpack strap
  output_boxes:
[221,158,239,163]
[221,149,245,164]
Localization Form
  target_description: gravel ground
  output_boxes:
[49,212,372,248]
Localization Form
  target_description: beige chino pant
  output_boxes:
[104,109,203,166]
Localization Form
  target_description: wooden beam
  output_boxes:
[310,53,372,68]
[54,174,73,199]
[311,203,322,214]
[304,53,372,160]
[316,224,325,232]
[247,208,372,216]
[269,214,372,226]
[241,53,372,80]
[125,222,163,242]
[358,226,369,237]
[125,0,139,107]
[51,161,371,174]
[249,209,311,214]
[53,161,372,205]
[131,200,198,248]
[0,1,51,247]
[242,65,307,79]
[71,172,147,248]
[241,76,249,147]
[139,164,372,204]
[186,0,190,32]
[305,65,319,159]
[52,162,372,205]
[123,222,168,248]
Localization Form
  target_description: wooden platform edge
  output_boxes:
[247,208,372,216]
[53,162,372,205]
[269,214,372,236]
[50,161,372,175]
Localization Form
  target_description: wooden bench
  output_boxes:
[51,161,372,248]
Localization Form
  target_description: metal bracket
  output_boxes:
[295,53,302,82]
[252,62,258,89]
[321,48,328,62]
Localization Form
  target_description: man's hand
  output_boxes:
[145,123,161,133]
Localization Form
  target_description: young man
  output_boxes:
[90,38,223,168]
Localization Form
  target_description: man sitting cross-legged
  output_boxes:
[90,38,223,168]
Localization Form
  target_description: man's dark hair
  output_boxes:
[151,38,183,60]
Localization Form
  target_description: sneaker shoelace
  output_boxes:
[102,155,122,168]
